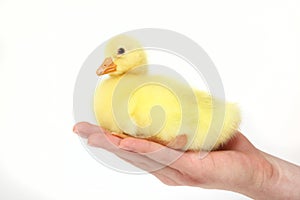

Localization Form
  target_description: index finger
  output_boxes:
[73,122,106,138]
[119,137,197,171]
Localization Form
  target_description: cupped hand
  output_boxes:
[73,122,299,199]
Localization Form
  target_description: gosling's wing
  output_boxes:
[127,77,182,139]
[126,74,205,140]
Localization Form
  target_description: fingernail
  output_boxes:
[87,140,96,147]
[73,126,78,134]
[119,144,132,151]
[119,141,135,151]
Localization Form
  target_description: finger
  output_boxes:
[87,133,167,173]
[120,156,165,173]
[73,122,105,138]
[87,132,122,151]
[87,132,190,186]
[119,137,194,171]
[87,132,154,163]
[116,152,185,184]
[150,172,178,186]
[116,152,168,173]
[118,152,196,186]
[87,132,181,176]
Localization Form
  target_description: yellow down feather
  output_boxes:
[94,35,241,151]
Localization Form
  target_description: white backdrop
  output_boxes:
[0,0,299,199]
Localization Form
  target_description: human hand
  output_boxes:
[73,122,300,199]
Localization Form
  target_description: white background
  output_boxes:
[0,0,299,199]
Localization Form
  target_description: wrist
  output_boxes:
[244,151,300,199]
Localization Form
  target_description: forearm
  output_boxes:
[244,151,300,199]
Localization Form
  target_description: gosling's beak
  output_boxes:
[96,57,117,76]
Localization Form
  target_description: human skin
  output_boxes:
[73,122,300,199]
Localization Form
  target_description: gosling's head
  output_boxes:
[96,35,147,76]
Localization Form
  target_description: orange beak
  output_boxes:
[96,57,117,76]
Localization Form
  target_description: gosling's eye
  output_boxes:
[117,47,125,55]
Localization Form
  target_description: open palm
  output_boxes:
[73,122,300,199]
